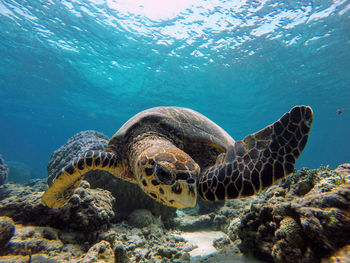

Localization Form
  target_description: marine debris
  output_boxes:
[337,109,344,115]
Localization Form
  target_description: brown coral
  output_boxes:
[237,164,350,263]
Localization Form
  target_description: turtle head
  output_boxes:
[135,146,200,208]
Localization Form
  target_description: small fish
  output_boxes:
[337,109,344,115]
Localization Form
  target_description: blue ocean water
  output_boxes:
[0,0,349,179]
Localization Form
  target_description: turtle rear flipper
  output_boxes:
[41,151,120,208]
[198,105,313,201]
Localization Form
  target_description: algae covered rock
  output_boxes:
[174,214,212,231]
[0,180,47,201]
[83,240,115,263]
[47,130,109,185]
[0,224,85,262]
[0,155,9,186]
[236,164,350,263]
[227,218,241,242]
[46,130,176,219]
[0,181,115,231]
[7,225,64,255]
[128,209,161,228]
[0,216,15,249]
[328,244,350,262]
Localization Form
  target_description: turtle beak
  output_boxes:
[169,180,197,208]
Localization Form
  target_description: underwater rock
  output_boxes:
[83,240,115,263]
[0,155,9,186]
[0,180,47,201]
[0,254,58,263]
[46,130,176,219]
[236,164,350,263]
[328,244,350,262]
[6,225,64,255]
[0,217,15,249]
[47,130,109,185]
[0,224,86,262]
[114,241,130,263]
[2,165,348,262]
[213,234,231,250]
[175,196,254,233]
[0,189,259,262]
[183,198,225,216]
[227,218,241,242]
[0,181,115,231]
[219,196,258,221]
[96,221,204,262]
[174,214,212,231]
[157,247,178,258]
[127,209,161,228]
[0,217,251,263]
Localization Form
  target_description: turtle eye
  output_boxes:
[154,164,175,185]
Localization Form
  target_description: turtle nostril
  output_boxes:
[187,178,195,184]
[176,172,189,180]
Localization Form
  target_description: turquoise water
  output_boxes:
[0,0,349,178]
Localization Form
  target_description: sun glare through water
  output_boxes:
[106,0,198,20]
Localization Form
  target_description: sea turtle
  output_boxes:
[42,105,313,208]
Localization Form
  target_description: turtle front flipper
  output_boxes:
[198,105,313,201]
[41,151,120,208]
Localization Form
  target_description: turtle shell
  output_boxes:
[108,107,235,170]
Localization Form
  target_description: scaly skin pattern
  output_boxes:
[41,105,313,209]
[41,151,127,208]
[197,106,313,201]
[130,135,200,208]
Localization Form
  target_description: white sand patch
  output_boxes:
[180,231,226,257]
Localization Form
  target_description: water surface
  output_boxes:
[0,0,349,177]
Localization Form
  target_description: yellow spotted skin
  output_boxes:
[134,141,200,208]
[42,106,313,209]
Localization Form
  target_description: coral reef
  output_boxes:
[46,130,176,219]
[0,155,9,185]
[236,164,350,263]
[0,179,245,262]
[0,180,115,231]
[0,217,15,249]
[47,130,109,185]
[0,163,349,262]
[0,213,228,262]
[0,180,47,201]
[83,240,115,263]
[0,223,83,262]
[174,213,229,231]
[328,245,350,262]
[127,209,162,228]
